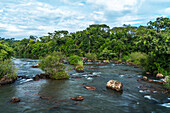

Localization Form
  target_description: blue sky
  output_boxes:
[0,0,170,39]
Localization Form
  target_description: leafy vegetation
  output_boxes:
[0,60,17,79]
[0,41,17,79]
[69,55,82,65]
[39,52,69,80]
[85,53,97,61]
[2,17,170,82]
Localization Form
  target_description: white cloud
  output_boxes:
[165,7,170,14]
[86,0,144,12]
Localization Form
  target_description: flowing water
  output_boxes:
[0,58,169,113]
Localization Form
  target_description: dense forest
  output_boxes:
[0,17,169,87]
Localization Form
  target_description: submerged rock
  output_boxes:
[156,73,164,78]
[106,80,123,92]
[32,64,39,68]
[10,97,21,103]
[84,86,96,91]
[71,96,84,101]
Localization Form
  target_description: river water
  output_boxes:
[0,58,169,113]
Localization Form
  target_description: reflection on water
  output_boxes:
[0,58,169,113]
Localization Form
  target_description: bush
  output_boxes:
[69,55,82,65]
[85,53,97,61]
[129,52,147,65]
[0,60,17,79]
[76,60,84,69]
[165,76,170,89]
[122,55,130,62]
[39,52,69,80]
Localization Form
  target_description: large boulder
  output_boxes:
[106,80,123,92]
[10,97,21,103]
[156,73,164,78]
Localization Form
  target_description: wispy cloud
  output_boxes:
[0,0,169,39]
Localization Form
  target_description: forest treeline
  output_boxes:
[1,17,170,77]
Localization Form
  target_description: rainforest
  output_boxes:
[0,17,170,112]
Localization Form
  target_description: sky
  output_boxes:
[0,0,170,39]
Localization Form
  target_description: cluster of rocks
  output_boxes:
[0,75,16,86]
[137,73,169,84]
[33,73,50,81]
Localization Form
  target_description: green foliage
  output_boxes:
[0,60,17,79]
[85,53,96,61]
[5,17,169,77]
[122,55,130,62]
[69,55,82,65]
[76,60,84,69]
[129,52,147,65]
[0,42,14,60]
[164,76,170,89]
[39,52,69,80]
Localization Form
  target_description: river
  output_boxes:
[0,58,169,113]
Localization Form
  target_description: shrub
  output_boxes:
[0,60,17,79]
[165,76,170,89]
[39,52,69,80]
[85,53,97,61]
[122,55,130,62]
[129,52,147,65]
[76,60,84,69]
[69,55,81,65]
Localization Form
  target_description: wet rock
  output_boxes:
[76,69,84,73]
[39,73,50,79]
[146,72,151,75]
[96,62,107,66]
[106,80,123,92]
[156,73,164,78]
[84,86,96,91]
[10,97,21,103]
[32,64,39,68]
[143,76,147,81]
[137,78,142,81]
[0,75,16,85]
[103,60,110,63]
[71,76,82,79]
[49,106,59,110]
[92,75,98,77]
[71,96,84,101]
[148,79,154,83]
[33,74,40,81]
[40,96,51,100]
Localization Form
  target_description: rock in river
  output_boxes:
[0,75,16,85]
[106,80,123,92]
[156,73,164,78]
[32,64,39,68]
[10,97,21,103]
[84,86,96,91]
[71,96,84,101]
